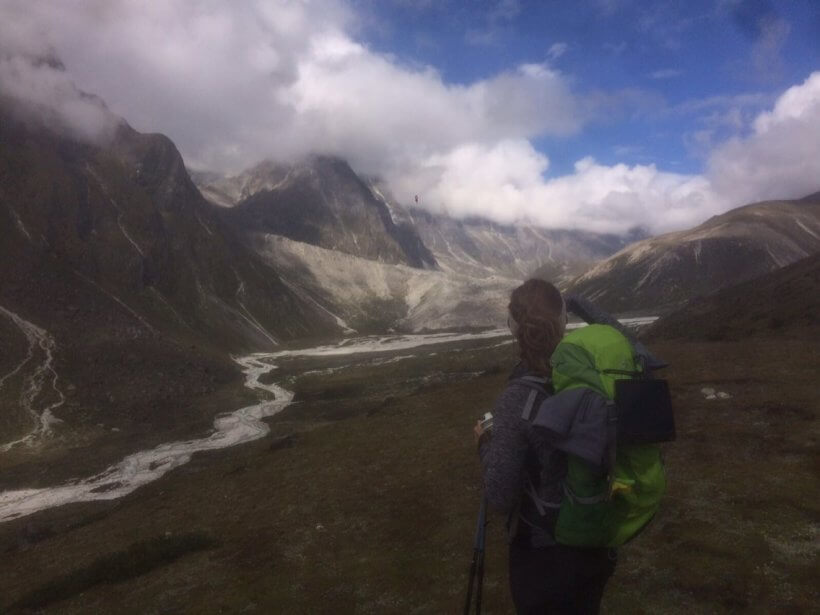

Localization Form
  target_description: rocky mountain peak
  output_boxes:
[193,155,362,208]
[215,156,438,269]
[111,125,201,213]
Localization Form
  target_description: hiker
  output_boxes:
[474,279,616,615]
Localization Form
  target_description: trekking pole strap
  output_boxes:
[563,483,609,505]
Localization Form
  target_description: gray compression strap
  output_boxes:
[606,401,618,490]
[525,478,562,515]
[563,483,608,505]
[521,389,539,422]
[526,479,547,516]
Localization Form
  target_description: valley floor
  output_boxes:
[0,332,817,613]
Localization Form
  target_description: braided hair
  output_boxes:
[508,279,566,376]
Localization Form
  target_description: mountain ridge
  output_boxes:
[205,156,437,269]
[0,107,341,461]
[196,161,636,283]
[568,194,820,312]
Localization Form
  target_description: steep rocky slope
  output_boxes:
[252,235,517,333]
[368,181,637,283]
[197,163,632,284]
[0,103,339,454]
[195,160,635,330]
[0,114,337,349]
[207,158,437,269]
[568,194,820,312]
[190,161,291,209]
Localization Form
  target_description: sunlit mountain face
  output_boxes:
[567,194,820,312]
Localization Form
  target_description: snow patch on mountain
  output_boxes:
[795,218,820,241]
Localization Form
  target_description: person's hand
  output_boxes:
[473,419,485,445]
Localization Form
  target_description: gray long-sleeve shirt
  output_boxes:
[478,374,567,544]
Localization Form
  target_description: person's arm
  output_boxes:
[477,386,529,513]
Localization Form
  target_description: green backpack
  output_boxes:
[528,324,674,547]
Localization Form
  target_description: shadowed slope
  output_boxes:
[0,102,338,471]
[646,252,820,341]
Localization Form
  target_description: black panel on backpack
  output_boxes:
[614,379,676,444]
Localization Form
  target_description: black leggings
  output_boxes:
[508,539,616,615]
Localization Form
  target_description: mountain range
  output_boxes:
[0,100,338,461]
[194,157,640,330]
[195,156,820,324]
[2,71,819,463]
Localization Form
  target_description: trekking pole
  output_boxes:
[463,497,488,615]
[565,295,668,370]
[475,496,487,614]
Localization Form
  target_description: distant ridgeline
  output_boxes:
[566,193,820,313]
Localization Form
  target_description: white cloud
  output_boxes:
[753,73,820,133]
[547,42,568,60]
[390,141,720,234]
[490,0,521,22]
[465,0,521,47]
[392,73,820,234]
[649,68,682,79]
[708,72,820,205]
[0,54,117,143]
[0,0,582,173]
[750,17,790,79]
[277,44,580,174]
[0,1,817,237]
[0,5,117,143]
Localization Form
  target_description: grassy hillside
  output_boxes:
[0,332,817,613]
[646,252,820,342]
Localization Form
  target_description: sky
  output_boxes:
[0,0,818,235]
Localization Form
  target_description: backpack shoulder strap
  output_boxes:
[511,376,552,422]
[508,376,562,544]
